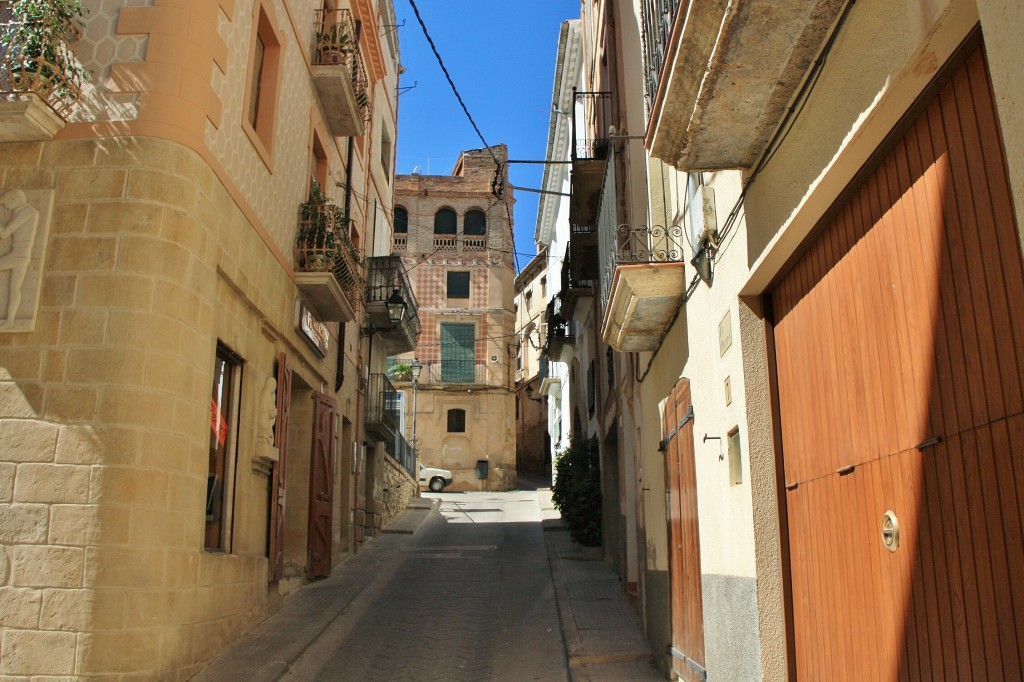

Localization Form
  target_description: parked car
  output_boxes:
[419,463,453,492]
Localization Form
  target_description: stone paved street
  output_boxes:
[281,489,566,682]
[196,481,664,682]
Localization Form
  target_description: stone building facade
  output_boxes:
[391,146,517,491]
[0,0,417,678]
[513,252,549,477]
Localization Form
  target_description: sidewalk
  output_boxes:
[536,490,664,682]
[194,491,663,681]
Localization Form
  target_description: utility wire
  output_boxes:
[406,0,500,170]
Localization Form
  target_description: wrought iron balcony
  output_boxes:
[569,89,612,227]
[310,8,370,137]
[0,1,85,140]
[365,256,421,354]
[545,295,578,364]
[596,146,688,352]
[294,196,364,322]
[420,360,498,387]
[365,372,399,442]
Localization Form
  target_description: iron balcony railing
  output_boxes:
[420,361,495,386]
[0,1,84,120]
[295,198,365,311]
[312,7,370,123]
[385,430,416,479]
[365,372,399,441]
[365,255,422,339]
[561,242,595,291]
[570,90,613,162]
[641,0,684,111]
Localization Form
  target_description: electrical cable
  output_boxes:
[405,0,501,171]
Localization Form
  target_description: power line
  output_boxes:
[406,0,500,170]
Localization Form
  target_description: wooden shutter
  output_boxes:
[268,353,291,582]
[662,377,706,681]
[441,322,475,382]
[307,392,336,578]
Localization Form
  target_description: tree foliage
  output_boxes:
[552,435,602,547]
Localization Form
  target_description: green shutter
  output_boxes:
[441,323,475,382]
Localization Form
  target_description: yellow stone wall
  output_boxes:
[0,136,353,679]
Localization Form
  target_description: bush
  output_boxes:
[552,435,602,547]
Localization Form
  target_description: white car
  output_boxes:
[419,463,453,492]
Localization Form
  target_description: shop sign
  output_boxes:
[298,302,329,357]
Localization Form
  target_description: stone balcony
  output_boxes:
[310,8,369,137]
[645,0,846,169]
[600,224,687,352]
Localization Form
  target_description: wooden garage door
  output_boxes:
[770,45,1024,680]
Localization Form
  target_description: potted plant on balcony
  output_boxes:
[389,363,413,382]
[297,181,338,271]
[315,22,352,65]
[3,0,90,109]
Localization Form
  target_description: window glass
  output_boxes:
[447,408,466,432]
[447,271,470,299]
[207,345,241,550]
[434,208,457,234]
[464,209,486,235]
[248,35,265,128]
[394,206,408,233]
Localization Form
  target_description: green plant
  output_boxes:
[552,435,602,547]
[389,363,413,380]
[4,0,90,102]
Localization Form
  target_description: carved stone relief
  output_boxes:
[0,188,53,333]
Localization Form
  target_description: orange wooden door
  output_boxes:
[663,378,706,681]
[770,44,1024,680]
[268,353,292,582]
[307,391,336,578]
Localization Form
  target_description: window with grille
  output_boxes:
[447,408,466,432]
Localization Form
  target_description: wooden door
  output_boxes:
[662,378,706,681]
[268,353,292,582]
[770,44,1024,680]
[307,391,336,578]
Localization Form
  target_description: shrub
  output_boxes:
[552,435,602,547]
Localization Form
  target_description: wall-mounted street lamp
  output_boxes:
[360,288,407,336]
[524,385,544,403]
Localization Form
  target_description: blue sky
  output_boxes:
[393,1,579,272]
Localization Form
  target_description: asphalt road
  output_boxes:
[278,489,569,682]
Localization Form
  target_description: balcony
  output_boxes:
[392,234,407,252]
[545,295,577,364]
[310,8,370,137]
[294,196,363,322]
[432,235,486,254]
[385,429,416,479]
[600,224,687,352]
[365,255,421,354]
[568,90,611,227]
[644,0,846,169]
[365,373,399,443]
[420,361,500,387]
[0,3,85,141]
[560,243,594,319]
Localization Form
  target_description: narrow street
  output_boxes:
[196,479,662,682]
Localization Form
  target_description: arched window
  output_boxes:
[447,408,466,433]
[434,208,457,234]
[394,206,408,233]
[464,209,486,235]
